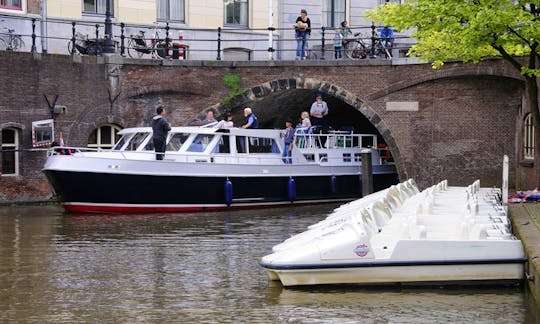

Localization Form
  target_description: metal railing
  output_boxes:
[0,13,413,61]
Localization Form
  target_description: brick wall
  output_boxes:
[0,52,536,202]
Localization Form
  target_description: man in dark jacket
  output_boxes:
[152,107,171,160]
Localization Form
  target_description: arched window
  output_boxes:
[1,128,19,176]
[88,124,122,149]
[524,113,534,160]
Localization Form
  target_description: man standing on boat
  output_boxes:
[241,107,259,129]
[152,107,171,160]
[281,119,295,164]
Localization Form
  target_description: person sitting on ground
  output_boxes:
[241,107,259,129]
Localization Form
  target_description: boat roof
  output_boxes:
[117,126,280,137]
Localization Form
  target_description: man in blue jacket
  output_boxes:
[152,107,171,160]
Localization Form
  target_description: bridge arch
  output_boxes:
[204,77,404,179]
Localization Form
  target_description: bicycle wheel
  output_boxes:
[0,38,7,51]
[155,42,168,59]
[128,39,146,58]
[345,40,367,60]
[11,36,24,51]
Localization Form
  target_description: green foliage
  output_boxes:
[367,0,540,75]
[222,73,243,109]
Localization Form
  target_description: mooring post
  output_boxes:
[361,148,373,196]
[502,154,509,211]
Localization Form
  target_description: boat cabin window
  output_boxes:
[167,133,190,151]
[187,134,215,152]
[216,135,231,154]
[124,133,150,151]
[236,136,278,154]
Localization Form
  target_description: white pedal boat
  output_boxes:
[260,179,526,286]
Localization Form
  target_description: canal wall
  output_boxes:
[509,204,540,309]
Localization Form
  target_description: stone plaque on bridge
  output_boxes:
[386,101,419,112]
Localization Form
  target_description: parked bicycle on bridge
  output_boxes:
[0,27,25,51]
[127,30,169,59]
[344,30,392,60]
[68,32,104,55]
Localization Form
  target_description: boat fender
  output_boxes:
[224,179,233,206]
[330,175,337,194]
[287,177,296,202]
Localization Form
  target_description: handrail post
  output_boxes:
[95,24,100,55]
[320,26,325,60]
[103,0,115,53]
[217,27,222,60]
[71,22,76,55]
[31,18,37,53]
[165,22,170,58]
[370,22,376,58]
[120,22,125,56]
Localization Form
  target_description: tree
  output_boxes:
[369,0,540,184]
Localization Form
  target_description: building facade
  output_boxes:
[0,0,407,59]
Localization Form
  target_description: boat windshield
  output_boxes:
[113,134,131,150]
[124,133,150,151]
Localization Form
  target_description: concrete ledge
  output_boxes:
[509,203,540,309]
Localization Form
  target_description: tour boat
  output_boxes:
[42,125,398,213]
[260,179,526,286]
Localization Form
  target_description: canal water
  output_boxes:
[1,205,537,323]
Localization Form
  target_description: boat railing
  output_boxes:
[294,131,377,150]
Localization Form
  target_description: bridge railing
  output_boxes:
[0,13,414,61]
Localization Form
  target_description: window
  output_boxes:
[124,133,150,151]
[1,128,19,176]
[224,0,248,26]
[188,134,215,152]
[83,0,114,15]
[88,124,122,149]
[166,133,190,151]
[323,0,346,28]
[524,113,534,160]
[1,0,21,10]
[157,0,184,22]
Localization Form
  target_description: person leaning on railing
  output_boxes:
[294,9,311,60]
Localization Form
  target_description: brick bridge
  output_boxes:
[0,52,529,201]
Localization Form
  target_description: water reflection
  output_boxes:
[0,205,537,323]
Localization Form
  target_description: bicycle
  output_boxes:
[344,33,369,60]
[127,30,168,59]
[344,32,392,60]
[68,32,103,55]
[0,28,25,51]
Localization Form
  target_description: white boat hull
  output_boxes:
[265,262,524,286]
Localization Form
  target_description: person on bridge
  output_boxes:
[294,9,311,60]
[241,107,259,129]
[152,107,171,160]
